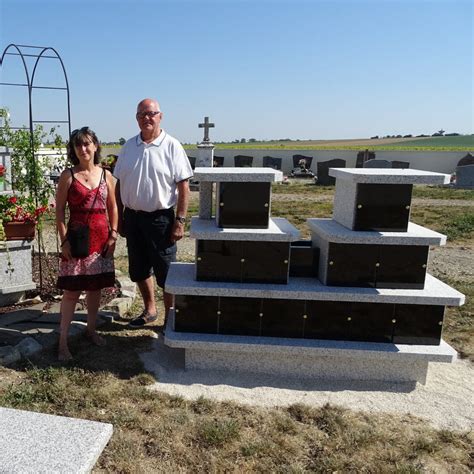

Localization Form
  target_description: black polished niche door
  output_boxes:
[376,245,429,289]
[392,304,444,345]
[196,240,242,282]
[196,240,289,284]
[261,299,306,338]
[326,243,429,289]
[326,243,377,287]
[305,301,394,342]
[353,184,413,231]
[174,295,219,334]
[218,297,262,336]
[242,241,289,283]
[218,182,271,228]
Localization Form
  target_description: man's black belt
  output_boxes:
[125,207,173,216]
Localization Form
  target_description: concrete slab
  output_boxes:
[194,167,283,182]
[0,407,113,473]
[329,168,450,185]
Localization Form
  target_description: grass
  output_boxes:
[0,359,472,472]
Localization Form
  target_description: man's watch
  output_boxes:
[176,216,186,225]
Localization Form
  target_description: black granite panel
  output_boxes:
[305,301,393,342]
[261,299,305,338]
[289,241,320,277]
[326,243,377,287]
[196,240,242,282]
[174,295,219,333]
[392,304,444,345]
[218,297,262,336]
[349,302,394,342]
[305,301,354,340]
[354,184,413,231]
[218,182,271,228]
[242,241,289,283]
[376,245,429,289]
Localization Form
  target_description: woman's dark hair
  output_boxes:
[67,127,101,165]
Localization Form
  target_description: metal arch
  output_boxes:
[30,46,71,137]
[0,43,73,291]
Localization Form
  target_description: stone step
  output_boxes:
[0,407,113,472]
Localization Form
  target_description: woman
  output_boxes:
[56,127,118,361]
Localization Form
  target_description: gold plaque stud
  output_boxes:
[197,257,202,261]
[392,319,396,323]
[219,202,224,207]
[175,309,180,313]
[329,261,334,266]
[405,205,410,210]
[375,262,380,267]
[303,314,307,319]
[347,316,351,321]
[438,321,443,326]
[259,313,263,317]
[241,258,245,263]
[357,204,362,209]
[422,264,427,268]
[264,203,269,207]
[284,260,288,264]
[217,311,221,315]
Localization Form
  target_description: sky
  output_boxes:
[0,0,472,144]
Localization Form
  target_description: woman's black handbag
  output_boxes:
[67,223,90,258]
[67,169,104,258]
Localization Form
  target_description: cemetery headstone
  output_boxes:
[391,161,410,169]
[196,116,215,167]
[213,156,225,167]
[356,149,375,168]
[363,159,392,168]
[457,152,474,167]
[455,164,474,188]
[262,156,282,170]
[234,155,254,167]
[316,159,346,185]
[292,154,313,170]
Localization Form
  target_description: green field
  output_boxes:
[183,135,473,152]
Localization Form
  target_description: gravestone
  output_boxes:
[262,156,282,170]
[316,159,346,185]
[356,149,375,168]
[455,164,474,188]
[196,116,215,167]
[188,156,196,170]
[213,156,225,167]
[363,159,392,168]
[292,154,313,170]
[391,161,410,169]
[457,152,474,167]
[164,166,463,384]
[234,155,253,167]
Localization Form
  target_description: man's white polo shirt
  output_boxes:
[114,130,193,212]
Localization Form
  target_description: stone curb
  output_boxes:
[1,273,137,366]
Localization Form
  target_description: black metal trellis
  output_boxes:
[0,43,71,291]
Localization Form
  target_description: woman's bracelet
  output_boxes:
[60,238,68,247]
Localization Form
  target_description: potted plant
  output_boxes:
[0,194,50,240]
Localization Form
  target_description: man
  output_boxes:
[114,98,193,328]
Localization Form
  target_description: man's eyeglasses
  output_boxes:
[136,111,161,119]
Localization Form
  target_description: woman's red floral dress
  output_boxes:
[57,172,115,291]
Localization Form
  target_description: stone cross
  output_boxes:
[198,116,215,142]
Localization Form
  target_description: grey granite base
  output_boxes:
[165,263,465,306]
[198,181,213,219]
[191,216,300,241]
[165,313,457,384]
[0,407,113,473]
[194,167,283,182]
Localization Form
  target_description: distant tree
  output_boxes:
[118,137,126,145]
[403,134,412,138]
[370,135,379,139]
[395,135,402,138]
[240,138,246,143]
[248,138,256,142]
[445,132,460,136]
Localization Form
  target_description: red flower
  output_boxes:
[9,196,17,204]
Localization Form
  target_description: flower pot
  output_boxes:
[3,221,36,241]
